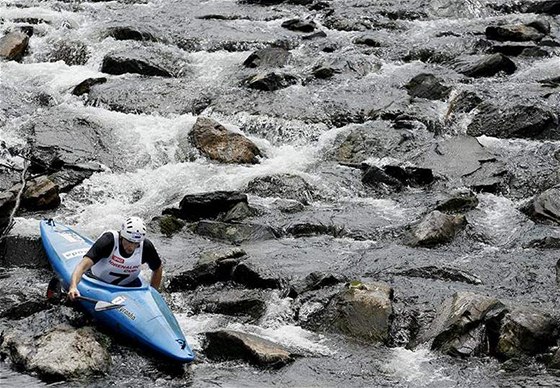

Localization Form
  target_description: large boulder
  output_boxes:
[467,103,559,140]
[408,211,466,247]
[189,117,262,164]
[496,308,559,359]
[0,31,29,61]
[414,292,507,357]
[204,330,294,368]
[404,73,451,100]
[21,176,61,210]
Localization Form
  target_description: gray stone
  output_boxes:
[409,211,466,247]
[0,31,29,61]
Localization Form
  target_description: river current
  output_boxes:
[1,0,560,387]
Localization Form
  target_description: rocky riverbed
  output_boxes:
[1,0,560,387]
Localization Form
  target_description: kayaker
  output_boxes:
[67,216,163,301]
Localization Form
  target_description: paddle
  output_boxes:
[46,276,124,312]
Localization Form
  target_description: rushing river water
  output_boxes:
[1,0,560,387]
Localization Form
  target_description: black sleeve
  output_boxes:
[85,232,115,264]
[142,239,162,271]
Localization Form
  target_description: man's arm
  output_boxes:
[150,265,163,290]
[68,256,94,300]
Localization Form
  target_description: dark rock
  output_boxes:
[403,48,455,64]
[353,35,381,47]
[454,54,517,77]
[101,54,173,77]
[72,78,108,96]
[528,20,551,34]
[362,165,403,190]
[530,187,560,224]
[290,271,349,297]
[435,191,479,213]
[188,117,262,164]
[486,24,545,42]
[231,261,286,290]
[165,190,248,222]
[524,236,560,249]
[286,222,345,238]
[405,74,451,100]
[190,287,269,321]
[166,248,246,291]
[243,47,291,68]
[394,266,482,285]
[383,166,434,187]
[281,19,317,33]
[245,72,298,91]
[0,299,51,320]
[312,65,335,79]
[549,348,560,369]
[0,31,29,61]
[0,234,49,268]
[522,1,560,15]
[408,211,466,247]
[204,330,294,368]
[218,201,253,223]
[497,308,559,359]
[414,292,507,357]
[246,174,316,205]
[105,26,157,42]
[192,220,280,244]
[271,199,305,213]
[520,46,549,57]
[468,104,559,140]
[302,31,327,40]
[48,164,103,193]
[462,160,509,194]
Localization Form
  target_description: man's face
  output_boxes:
[121,238,140,254]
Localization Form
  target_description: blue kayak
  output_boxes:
[40,219,195,363]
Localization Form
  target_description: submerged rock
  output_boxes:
[192,220,280,244]
[395,266,482,285]
[189,117,262,164]
[72,77,108,96]
[204,330,294,368]
[453,54,517,77]
[246,174,316,205]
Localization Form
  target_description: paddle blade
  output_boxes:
[94,301,124,312]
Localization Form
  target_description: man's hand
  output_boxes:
[68,286,80,301]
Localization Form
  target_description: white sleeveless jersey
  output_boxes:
[90,231,144,285]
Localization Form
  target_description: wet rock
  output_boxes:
[218,201,253,223]
[281,19,316,33]
[164,190,248,222]
[557,259,560,288]
[394,266,482,285]
[320,282,394,343]
[408,210,466,247]
[104,26,158,42]
[362,165,434,190]
[0,31,29,61]
[204,330,294,368]
[402,48,455,64]
[312,65,335,79]
[446,91,483,117]
[362,165,404,190]
[415,292,507,357]
[167,247,246,291]
[243,47,291,68]
[453,54,517,77]
[45,41,89,66]
[48,164,104,193]
[190,286,269,321]
[435,190,479,213]
[189,117,262,164]
[486,24,546,42]
[491,42,540,56]
[1,324,111,381]
[158,214,186,237]
[101,53,173,77]
[0,190,16,231]
[231,261,286,290]
[271,199,305,213]
[21,176,60,211]
[550,348,560,369]
[246,174,316,205]
[0,234,49,268]
[496,308,559,360]
[289,271,349,297]
[523,236,560,249]
[72,77,108,96]
[527,187,560,224]
[467,103,559,140]
[405,74,451,100]
[192,220,280,244]
[245,72,298,91]
[286,222,346,238]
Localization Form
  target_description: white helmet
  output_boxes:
[120,216,146,243]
